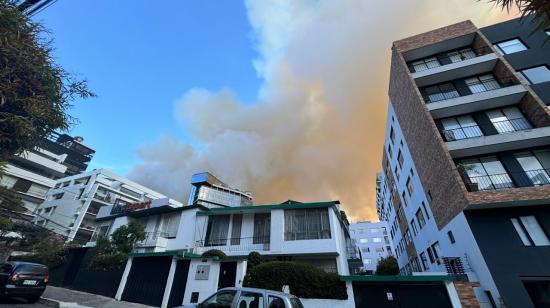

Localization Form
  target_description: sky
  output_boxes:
[34,0,519,221]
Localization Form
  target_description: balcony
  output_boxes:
[412,49,497,87]
[136,231,169,249]
[441,117,532,142]
[195,236,270,255]
[446,126,550,158]
[462,169,550,192]
[426,83,526,120]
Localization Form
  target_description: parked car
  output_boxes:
[182,287,304,308]
[0,261,49,303]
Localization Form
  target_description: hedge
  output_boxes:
[245,261,347,299]
[201,249,226,259]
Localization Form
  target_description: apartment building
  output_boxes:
[379,16,550,308]
[0,132,95,217]
[187,172,253,208]
[33,168,180,243]
[349,221,392,273]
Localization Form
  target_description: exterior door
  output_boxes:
[217,262,237,290]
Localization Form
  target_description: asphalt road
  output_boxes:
[0,297,50,307]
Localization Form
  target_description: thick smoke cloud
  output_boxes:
[128,0,515,220]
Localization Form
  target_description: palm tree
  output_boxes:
[487,0,550,34]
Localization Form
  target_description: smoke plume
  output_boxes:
[128,0,516,220]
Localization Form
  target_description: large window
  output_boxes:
[253,213,270,244]
[515,151,550,186]
[410,57,440,72]
[440,115,483,141]
[465,74,500,94]
[284,208,331,241]
[521,66,550,84]
[486,106,531,133]
[205,215,230,246]
[459,156,513,191]
[416,209,426,228]
[511,216,550,246]
[422,83,460,103]
[496,38,527,54]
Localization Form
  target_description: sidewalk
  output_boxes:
[42,286,154,308]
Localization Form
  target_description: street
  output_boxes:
[0,297,50,307]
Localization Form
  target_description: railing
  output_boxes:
[422,77,517,104]
[196,236,271,252]
[462,169,550,191]
[136,231,170,247]
[410,46,494,73]
[441,117,532,141]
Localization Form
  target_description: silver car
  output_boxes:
[182,287,304,308]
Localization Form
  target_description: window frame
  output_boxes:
[520,65,550,84]
[495,38,528,55]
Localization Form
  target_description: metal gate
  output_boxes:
[122,256,172,306]
[218,261,237,290]
[352,282,453,308]
[167,260,191,307]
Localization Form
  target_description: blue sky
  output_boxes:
[33,0,260,174]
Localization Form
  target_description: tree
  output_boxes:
[486,0,550,34]
[0,0,95,161]
[375,256,400,275]
[110,222,146,254]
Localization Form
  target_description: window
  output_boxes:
[205,215,230,246]
[388,144,393,158]
[375,247,384,253]
[410,57,440,72]
[521,66,550,84]
[253,213,270,244]
[359,238,368,243]
[52,193,64,200]
[284,208,331,241]
[237,291,264,308]
[427,248,435,263]
[397,150,404,168]
[523,280,550,308]
[459,156,513,190]
[362,247,370,253]
[202,290,237,308]
[486,107,531,133]
[390,127,395,144]
[422,201,430,220]
[514,151,550,186]
[268,296,285,308]
[440,115,483,141]
[422,83,460,103]
[410,168,414,177]
[406,177,414,196]
[410,219,418,236]
[363,258,372,265]
[447,47,476,63]
[496,38,527,54]
[230,214,243,245]
[431,242,442,264]
[420,252,429,270]
[511,216,550,246]
[402,191,408,207]
[394,166,400,181]
[416,209,426,228]
[12,178,32,193]
[370,228,379,233]
[448,230,456,244]
[373,237,382,243]
[465,74,500,93]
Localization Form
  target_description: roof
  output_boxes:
[340,275,454,282]
[196,201,339,216]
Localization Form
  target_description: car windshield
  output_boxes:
[202,290,237,308]
[15,264,48,275]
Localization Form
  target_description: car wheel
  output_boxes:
[27,296,41,303]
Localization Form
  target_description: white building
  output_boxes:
[187,172,253,207]
[0,133,94,218]
[33,168,180,243]
[90,200,359,307]
[349,221,392,273]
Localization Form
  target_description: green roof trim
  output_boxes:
[129,250,204,259]
[340,275,454,282]
[197,201,338,216]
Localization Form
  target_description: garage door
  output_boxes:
[122,256,173,306]
[353,282,453,308]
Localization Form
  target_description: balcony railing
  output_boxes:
[136,231,170,247]
[441,117,532,142]
[422,77,516,104]
[410,46,493,73]
[196,236,270,252]
[462,169,550,191]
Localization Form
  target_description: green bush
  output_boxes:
[201,249,226,259]
[246,251,263,269]
[375,256,399,275]
[87,252,127,272]
[245,261,347,299]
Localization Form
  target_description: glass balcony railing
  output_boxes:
[422,77,517,104]
[441,117,532,142]
[462,169,550,191]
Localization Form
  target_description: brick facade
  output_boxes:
[454,281,481,308]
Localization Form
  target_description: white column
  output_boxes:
[445,281,462,308]
[161,258,178,308]
[115,257,133,300]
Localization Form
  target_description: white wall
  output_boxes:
[182,259,221,305]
